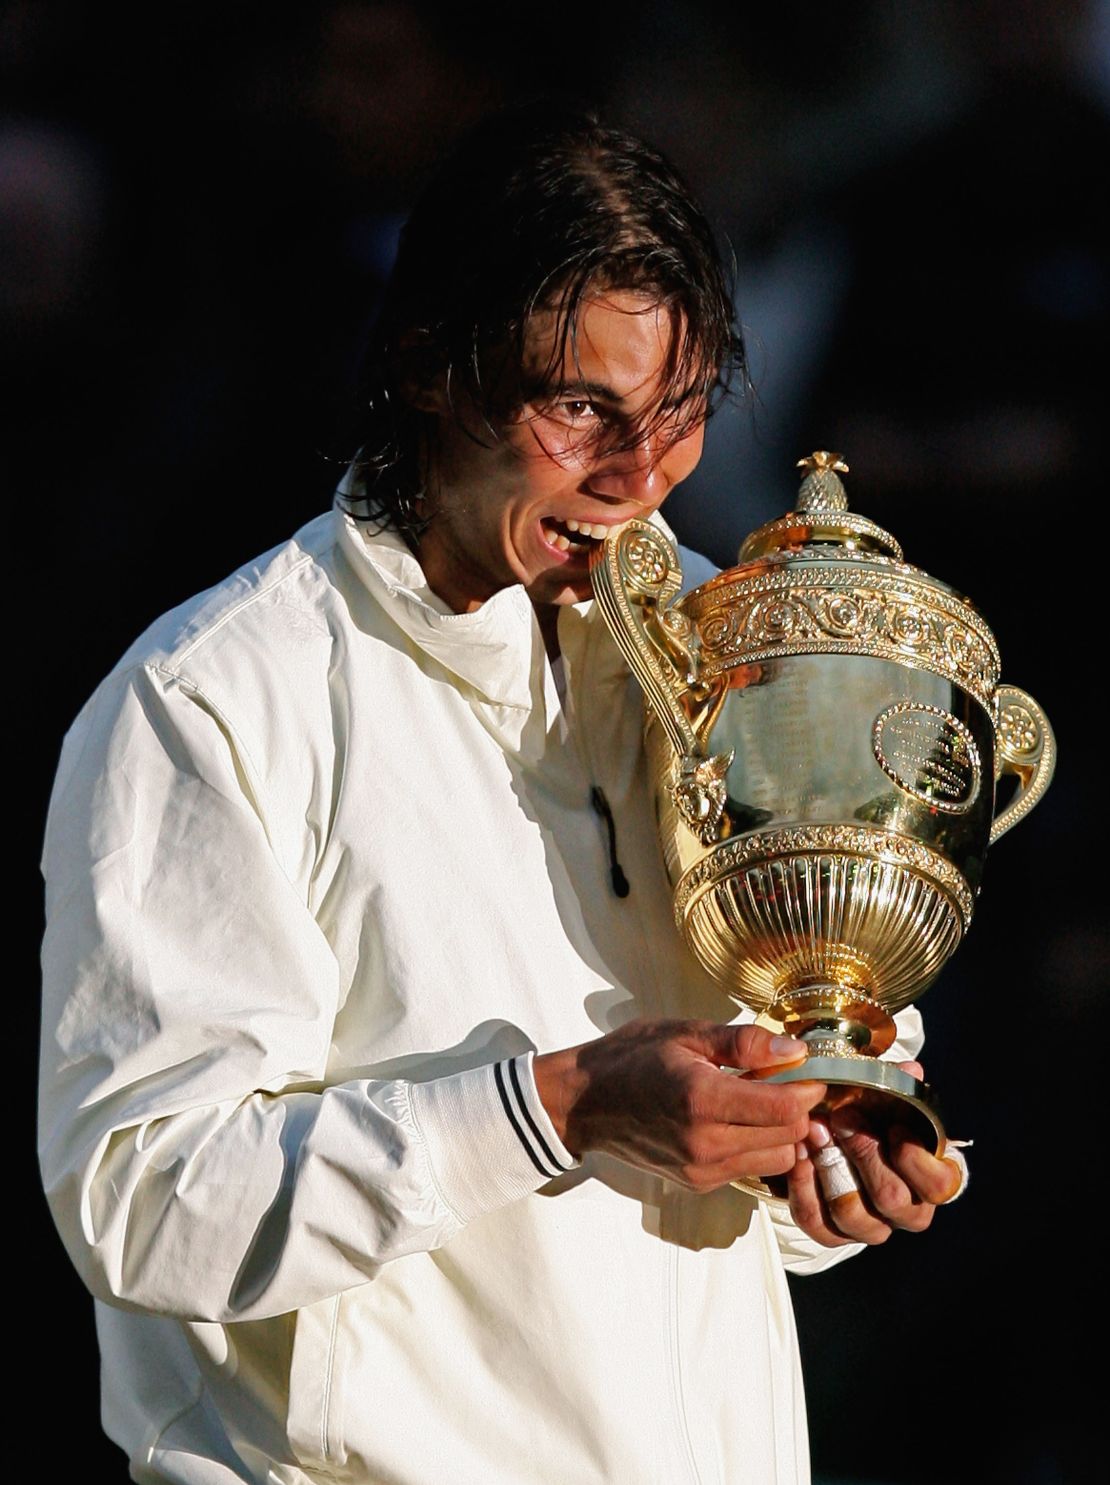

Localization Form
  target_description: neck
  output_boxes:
[411,517,564,659]
[535,603,561,661]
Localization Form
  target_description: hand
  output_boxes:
[534,1019,826,1192]
[786,1061,967,1246]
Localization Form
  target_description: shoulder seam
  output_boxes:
[144,662,279,869]
[172,548,322,668]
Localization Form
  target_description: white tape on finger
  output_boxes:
[813,1143,860,1201]
[940,1140,971,1203]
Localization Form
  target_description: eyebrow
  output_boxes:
[525,377,703,411]
[524,376,623,404]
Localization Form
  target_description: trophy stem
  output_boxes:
[796,1020,873,1061]
[774,982,897,1059]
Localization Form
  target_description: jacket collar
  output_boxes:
[333,492,678,713]
[334,507,544,710]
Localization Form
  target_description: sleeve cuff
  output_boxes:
[886,1005,924,1064]
[763,1199,866,1276]
[408,1052,579,1225]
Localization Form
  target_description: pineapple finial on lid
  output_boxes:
[796,451,849,513]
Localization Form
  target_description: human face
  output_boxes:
[416,291,707,617]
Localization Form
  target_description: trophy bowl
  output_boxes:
[590,453,1055,1159]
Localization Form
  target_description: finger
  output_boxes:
[692,1118,816,1167]
[786,1148,854,1247]
[714,1024,810,1075]
[889,1127,967,1206]
[684,1140,800,1191]
[702,1069,827,1130]
[829,1112,934,1234]
[800,1120,894,1242]
[897,1060,924,1081]
[827,1188,904,1242]
[812,1142,861,1202]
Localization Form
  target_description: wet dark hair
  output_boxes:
[342,98,744,543]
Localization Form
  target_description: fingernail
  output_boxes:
[770,1035,805,1060]
[809,1119,831,1149]
[831,1111,860,1139]
[795,1142,809,1160]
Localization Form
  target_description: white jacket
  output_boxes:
[40,506,920,1484]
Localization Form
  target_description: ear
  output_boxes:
[405,379,449,415]
[397,331,450,414]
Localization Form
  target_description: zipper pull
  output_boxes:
[590,786,630,898]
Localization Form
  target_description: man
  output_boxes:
[40,103,962,1484]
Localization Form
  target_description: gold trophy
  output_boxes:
[590,452,1054,1166]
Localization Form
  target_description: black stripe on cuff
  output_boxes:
[507,1056,573,1174]
[494,1060,558,1179]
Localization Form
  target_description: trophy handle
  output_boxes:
[590,521,731,841]
[989,684,1057,844]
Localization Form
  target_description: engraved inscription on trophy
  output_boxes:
[872,703,982,813]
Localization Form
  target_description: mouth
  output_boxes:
[539,517,622,556]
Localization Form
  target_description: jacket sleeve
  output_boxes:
[39,662,576,1325]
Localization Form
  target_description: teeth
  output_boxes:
[542,517,616,554]
[550,530,590,553]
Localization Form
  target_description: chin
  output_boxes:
[534,578,593,609]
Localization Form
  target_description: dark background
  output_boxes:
[8,2,1106,1480]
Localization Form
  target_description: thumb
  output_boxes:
[708,1023,809,1075]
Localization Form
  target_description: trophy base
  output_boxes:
[735,1055,944,1206]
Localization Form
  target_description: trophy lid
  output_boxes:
[674,448,1001,713]
[739,452,904,563]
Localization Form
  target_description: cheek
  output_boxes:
[661,424,706,488]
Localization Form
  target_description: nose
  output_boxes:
[584,430,669,508]
[585,420,704,509]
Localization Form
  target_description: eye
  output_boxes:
[555,399,600,423]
